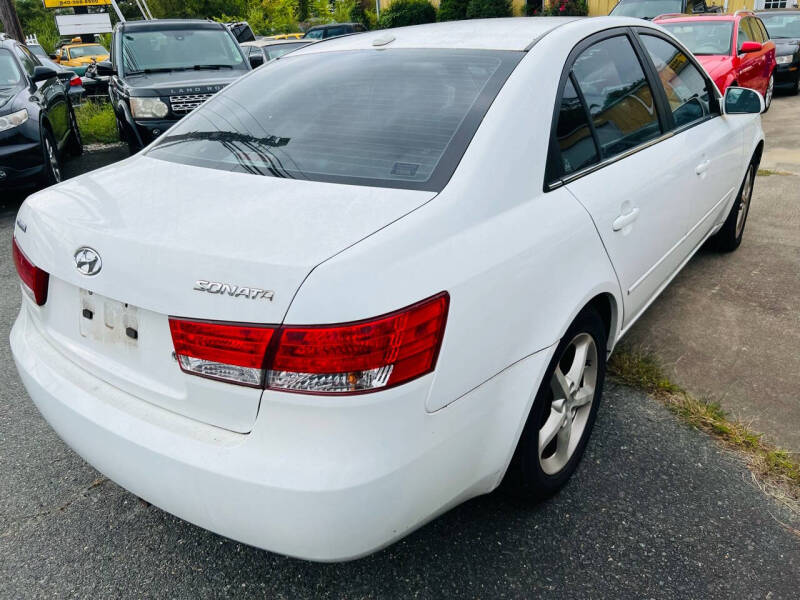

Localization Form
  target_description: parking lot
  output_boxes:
[2,96,800,599]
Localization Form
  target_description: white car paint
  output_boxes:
[11,17,764,561]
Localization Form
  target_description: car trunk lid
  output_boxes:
[16,156,435,432]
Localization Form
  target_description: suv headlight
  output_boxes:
[0,109,29,133]
[776,55,793,65]
[130,97,169,119]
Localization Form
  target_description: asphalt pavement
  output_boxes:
[1,144,799,597]
[625,92,800,452]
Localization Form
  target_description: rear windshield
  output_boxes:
[121,28,247,74]
[0,50,22,87]
[660,21,734,55]
[611,0,682,18]
[147,49,520,191]
[264,42,308,60]
[69,45,107,58]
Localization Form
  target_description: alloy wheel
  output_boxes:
[735,164,754,239]
[538,333,598,475]
[45,136,62,183]
[765,74,774,109]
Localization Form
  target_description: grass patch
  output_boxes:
[757,168,791,177]
[75,101,119,145]
[609,346,800,516]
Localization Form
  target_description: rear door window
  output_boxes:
[640,34,716,128]
[554,78,599,176]
[570,35,661,160]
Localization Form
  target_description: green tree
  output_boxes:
[437,0,468,21]
[378,0,435,29]
[465,0,511,18]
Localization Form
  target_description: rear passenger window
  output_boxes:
[555,78,598,175]
[571,36,661,160]
[641,35,715,128]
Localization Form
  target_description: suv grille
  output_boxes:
[169,93,215,115]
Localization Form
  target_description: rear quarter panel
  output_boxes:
[284,34,623,413]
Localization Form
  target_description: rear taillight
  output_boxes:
[12,238,49,306]
[69,76,82,87]
[168,292,449,393]
[169,320,275,387]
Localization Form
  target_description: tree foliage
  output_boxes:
[465,0,511,18]
[378,0,436,29]
[437,0,469,22]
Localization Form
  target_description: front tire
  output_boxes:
[502,307,607,500]
[710,161,755,253]
[763,73,774,112]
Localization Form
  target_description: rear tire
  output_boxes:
[502,307,607,501]
[65,104,83,157]
[791,74,800,96]
[38,128,62,188]
[710,161,755,253]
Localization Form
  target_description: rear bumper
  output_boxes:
[11,304,551,561]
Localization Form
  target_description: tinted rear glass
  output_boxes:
[147,49,520,191]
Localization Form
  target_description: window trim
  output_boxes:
[544,27,669,191]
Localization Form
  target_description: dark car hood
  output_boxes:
[125,69,246,97]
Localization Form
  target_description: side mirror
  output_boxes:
[248,53,264,68]
[95,61,115,76]
[32,65,58,83]
[724,86,765,115]
[739,41,762,54]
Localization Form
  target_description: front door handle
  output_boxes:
[695,159,711,175]
[613,207,640,231]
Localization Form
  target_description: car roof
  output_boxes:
[119,19,227,31]
[293,17,587,53]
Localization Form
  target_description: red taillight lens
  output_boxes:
[268,292,449,393]
[168,292,449,393]
[169,319,275,387]
[12,238,49,306]
[69,76,82,87]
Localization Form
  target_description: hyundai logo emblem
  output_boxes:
[74,247,102,276]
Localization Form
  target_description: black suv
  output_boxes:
[757,9,800,95]
[303,23,366,40]
[96,20,250,153]
[0,34,82,189]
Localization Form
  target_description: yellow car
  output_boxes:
[265,33,304,40]
[54,42,109,71]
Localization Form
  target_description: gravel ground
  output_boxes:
[0,146,798,599]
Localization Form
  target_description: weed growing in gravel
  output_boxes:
[609,346,800,520]
[75,101,119,145]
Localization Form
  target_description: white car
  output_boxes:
[11,17,764,561]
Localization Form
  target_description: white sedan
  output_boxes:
[11,17,764,561]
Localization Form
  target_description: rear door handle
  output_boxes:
[695,159,711,175]
[612,207,640,231]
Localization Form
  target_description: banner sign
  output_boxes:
[43,0,111,8]
[55,13,113,35]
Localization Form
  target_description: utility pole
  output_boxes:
[0,0,25,41]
